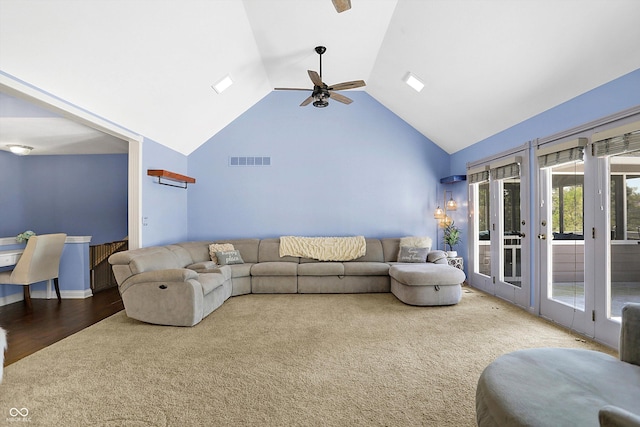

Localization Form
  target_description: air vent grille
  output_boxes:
[229,156,271,167]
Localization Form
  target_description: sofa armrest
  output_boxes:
[620,303,640,366]
[427,250,448,264]
[599,405,640,427]
[120,268,199,294]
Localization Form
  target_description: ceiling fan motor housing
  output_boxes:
[273,44,365,107]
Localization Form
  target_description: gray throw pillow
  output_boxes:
[397,246,428,263]
[215,250,244,265]
[427,250,448,264]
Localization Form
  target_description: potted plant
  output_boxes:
[16,230,35,243]
[443,222,461,258]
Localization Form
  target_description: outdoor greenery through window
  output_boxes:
[552,174,584,238]
[611,174,640,240]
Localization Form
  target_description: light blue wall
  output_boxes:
[187,91,449,240]
[142,138,189,246]
[0,152,128,244]
[0,151,27,233]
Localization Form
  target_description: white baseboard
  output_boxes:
[0,292,25,307]
[0,289,93,307]
[31,289,93,299]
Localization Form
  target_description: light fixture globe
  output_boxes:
[7,145,33,156]
[433,206,445,219]
[446,197,457,211]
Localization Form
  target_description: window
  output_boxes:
[611,173,640,240]
[551,170,584,239]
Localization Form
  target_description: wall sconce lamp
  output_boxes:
[434,190,457,227]
[7,144,33,156]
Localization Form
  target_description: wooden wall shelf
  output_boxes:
[147,169,196,189]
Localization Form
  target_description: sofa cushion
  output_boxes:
[126,247,186,274]
[298,262,344,276]
[186,261,218,272]
[175,241,214,263]
[216,250,244,265]
[251,262,298,276]
[166,244,196,267]
[357,238,384,262]
[198,272,227,295]
[389,264,466,286]
[228,263,252,278]
[343,262,390,276]
[259,238,299,263]
[381,238,402,263]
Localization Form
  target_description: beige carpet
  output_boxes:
[1,289,615,426]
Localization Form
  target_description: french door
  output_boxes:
[537,139,592,336]
[537,119,640,347]
[469,148,530,308]
[593,122,640,347]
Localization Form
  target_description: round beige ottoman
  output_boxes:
[389,263,465,306]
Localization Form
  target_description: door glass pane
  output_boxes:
[549,162,585,310]
[502,177,522,287]
[477,181,491,277]
[609,154,640,317]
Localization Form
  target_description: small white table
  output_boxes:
[0,249,23,267]
[447,256,463,271]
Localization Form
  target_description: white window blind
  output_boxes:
[538,147,584,168]
[537,138,587,169]
[491,162,520,180]
[468,168,489,184]
[592,130,640,157]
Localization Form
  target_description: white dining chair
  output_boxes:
[0,233,67,310]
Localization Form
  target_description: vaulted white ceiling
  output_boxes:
[1,0,639,156]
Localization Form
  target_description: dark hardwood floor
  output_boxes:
[0,287,123,366]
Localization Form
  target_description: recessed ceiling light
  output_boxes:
[212,74,233,94]
[403,72,424,92]
[7,144,33,155]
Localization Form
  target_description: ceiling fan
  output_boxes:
[274,46,366,108]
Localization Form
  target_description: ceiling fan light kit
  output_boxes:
[274,46,366,108]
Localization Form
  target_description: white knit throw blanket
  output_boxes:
[279,236,366,261]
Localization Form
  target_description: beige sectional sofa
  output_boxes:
[109,237,466,326]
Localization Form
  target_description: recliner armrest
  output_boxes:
[620,303,640,366]
[120,268,199,294]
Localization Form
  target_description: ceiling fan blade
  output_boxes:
[308,70,324,87]
[332,0,351,13]
[329,92,353,105]
[274,88,313,91]
[300,96,314,107]
[328,80,366,91]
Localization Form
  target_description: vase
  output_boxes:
[446,251,457,258]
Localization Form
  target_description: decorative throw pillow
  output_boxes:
[215,250,244,265]
[209,243,234,264]
[399,236,432,249]
[398,236,432,261]
[427,250,448,264]
[397,246,428,263]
